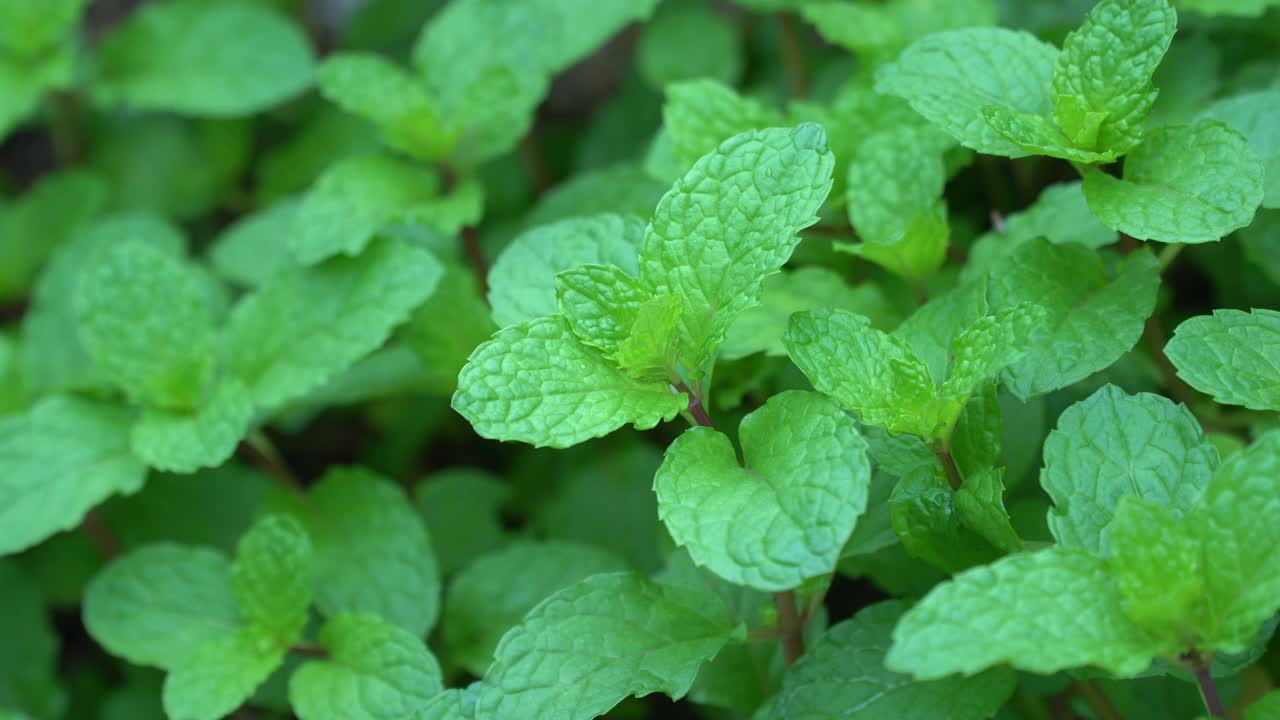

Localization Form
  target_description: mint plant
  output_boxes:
[1,0,1279,719]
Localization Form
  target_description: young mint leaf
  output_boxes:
[786,309,941,438]
[208,198,299,289]
[640,124,834,374]
[892,278,989,383]
[555,264,652,357]
[0,396,145,555]
[661,80,784,171]
[291,154,441,265]
[1106,497,1203,637]
[162,630,284,720]
[890,466,1003,572]
[615,294,683,382]
[414,469,509,577]
[96,0,314,117]
[800,0,996,66]
[1200,89,1280,208]
[1082,120,1265,242]
[955,468,1022,554]
[129,377,255,473]
[75,242,216,411]
[987,239,1160,399]
[772,601,1014,720]
[474,572,741,720]
[232,514,313,646]
[412,689,474,720]
[443,541,630,676]
[83,545,239,669]
[981,105,1117,163]
[317,53,453,162]
[887,547,1170,678]
[1165,308,1280,411]
[940,304,1044,404]
[1041,385,1217,556]
[452,315,686,447]
[0,562,65,719]
[1051,0,1176,154]
[1193,431,1280,650]
[655,390,871,590]
[294,468,440,636]
[488,214,644,327]
[951,383,1002,481]
[875,28,1058,157]
[223,238,442,410]
[637,1,742,90]
[289,613,444,720]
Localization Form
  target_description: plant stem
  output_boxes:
[461,226,489,295]
[1185,650,1226,718]
[774,589,805,666]
[1157,243,1184,273]
[47,91,82,166]
[673,381,716,431]
[1073,679,1121,720]
[777,14,809,98]
[932,441,963,490]
[290,643,329,659]
[240,431,302,492]
[81,510,120,560]
[520,131,553,197]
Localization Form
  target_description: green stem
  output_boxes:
[1186,650,1226,718]
[241,431,302,492]
[773,590,805,666]
[81,510,120,560]
[932,440,963,490]
[1157,243,1184,273]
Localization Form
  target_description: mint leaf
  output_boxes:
[443,541,630,676]
[987,239,1160,399]
[890,466,1003,572]
[964,181,1115,280]
[402,262,498,394]
[955,467,1022,554]
[162,630,283,720]
[488,214,644,327]
[555,264,652,358]
[773,601,1014,720]
[0,0,85,59]
[295,468,440,636]
[84,545,239,668]
[0,561,65,720]
[637,2,742,90]
[661,80,784,170]
[232,514,313,644]
[887,548,1169,678]
[1107,497,1203,637]
[97,0,314,116]
[655,391,871,590]
[1165,308,1280,412]
[317,53,453,162]
[75,242,215,411]
[0,169,105,304]
[524,166,666,228]
[1041,385,1217,555]
[474,572,740,720]
[208,198,299,289]
[940,305,1043,403]
[289,613,444,720]
[452,315,686,447]
[1200,89,1280,208]
[129,377,255,473]
[800,0,997,65]
[1051,0,1176,154]
[1247,690,1280,720]
[1082,121,1265,242]
[640,124,834,373]
[981,105,1117,163]
[224,238,441,410]
[414,469,509,577]
[892,278,989,383]
[875,28,1058,157]
[0,397,145,555]
[951,383,1002,480]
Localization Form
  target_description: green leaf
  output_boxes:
[940,305,1044,403]
[951,383,1002,481]
[875,28,1058,157]
[231,514,313,645]
[955,467,1022,553]
[474,572,740,720]
[1199,89,1280,208]
[887,547,1170,678]
[772,601,1014,720]
[443,541,630,676]
[75,242,216,411]
[1247,690,1280,720]
[317,53,453,162]
[637,1,742,91]
[296,468,440,636]
[1165,309,1280,412]
[785,309,940,438]
[414,469,509,577]
[224,237,442,410]
[162,630,284,720]
[452,315,686,448]
[799,0,997,65]
[555,264,653,357]
[981,104,1117,163]
[661,80,784,171]
[892,278,989,384]
[1241,210,1280,284]
[0,170,106,304]
[1107,497,1203,637]
[524,166,666,228]
[129,377,255,473]
[655,391,871,590]
[987,239,1160,399]
[401,262,499,394]
[97,0,314,116]
[614,294,683,382]
[0,396,146,555]
[208,198,299,289]
[1040,385,1217,556]
[1051,0,1176,154]
[83,545,239,669]
[1194,431,1280,650]
[488,214,644,327]
[1082,121,1265,243]
[99,464,268,552]
[889,466,1003,572]
[0,561,66,720]
[0,0,86,59]
[640,124,834,373]
[289,613,444,720]
[1177,0,1280,16]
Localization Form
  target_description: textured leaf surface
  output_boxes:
[1199,89,1280,208]
[888,548,1169,678]
[443,541,630,676]
[488,215,644,327]
[162,630,283,720]
[800,0,996,64]
[890,466,1003,572]
[640,125,834,372]
[1040,385,1217,555]
[955,467,1022,554]
[655,391,871,590]
[97,0,313,116]
[1082,121,1264,242]
[232,515,313,646]
[964,181,1115,280]
[452,315,685,447]
[772,601,1014,720]
[987,239,1159,399]
[941,305,1043,403]
[662,80,784,170]
[555,264,652,358]
[475,572,739,720]
[317,53,452,162]
[130,378,255,474]
[224,238,441,410]
[875,28,1058,156]
[0,397,145,555]
[289,614,444,720]
[1107,498,1203,636]
[75,242,215,411]
[1165,309,1280,411]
